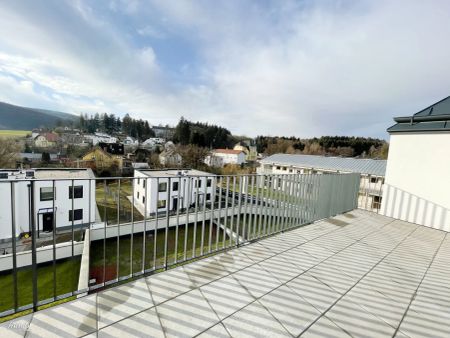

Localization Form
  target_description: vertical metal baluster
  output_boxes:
[223,176,230,249]
[282,175,289,231]
[52,180,56,298]
[153,178,159,269]
[230,176,236,247]
[102,180,107,285]
[200,176,207,255]
[130,178,134,277]
[262,176,273,236]
[164,178,171,269]
[10,182,18,311]
[254,174,261,239]
[247,175,254,240]
[71,179,74,258]
[183,177,191,261]
[270,175,277,235]
[236,176,242,246]
[29,181,38,312]
[192,176,199,258]
[294,173,302,226]
[142,177,148,272]
[215,176,222,251]
[207,176,215,253]
[174,177,181,263]
[116,179,120,280]
[242,175,249,243]
[258,175,265,238]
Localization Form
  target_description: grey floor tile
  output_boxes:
[200,275,255,320]
[197,323,231,338]
[0,313,32,338]
[222,300,291,338]
[146,266,196,305]
[182,256,229,287]
[231,264,281,298]
[258,254,303,283]
[27,295,97,337]
[98,307,164,338]
[236,242,275,262]
[326,297,397,337]
[98,278,153,329]
[157,289,220,338]
[215,249,255,273]
[301,316,352,338]
[258,285,321,336]
[307,263,357,295]
[287,273,341,313]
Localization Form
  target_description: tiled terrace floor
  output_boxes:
[2,209,450,337]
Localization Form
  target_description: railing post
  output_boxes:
[29,181,38,312]
[10,182,18,311]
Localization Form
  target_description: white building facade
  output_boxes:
[381,98,450,231]
[213,149,246,165]
[84,132,117,145]
[0,169,96,241]
[258,154,386,212]
[133,169,216,215]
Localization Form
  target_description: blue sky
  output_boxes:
[1,0,450,138]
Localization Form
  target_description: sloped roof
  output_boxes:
[261,154,386,176]
[388,96,450,133]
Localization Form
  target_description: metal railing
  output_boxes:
[0,171,360,318]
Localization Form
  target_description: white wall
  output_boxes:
[133,173,216,215]
[215,152,245,165]
[381,132,450,231]
[0,179,96,241]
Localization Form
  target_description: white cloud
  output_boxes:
[1,0,450,138]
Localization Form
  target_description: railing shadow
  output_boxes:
[381,183,450,231]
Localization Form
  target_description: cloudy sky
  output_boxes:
[1,0,450,138]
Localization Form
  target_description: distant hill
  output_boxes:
[0,102,78,130]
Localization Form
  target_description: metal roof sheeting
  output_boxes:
[261,154,387,176]
[388,96,450,133]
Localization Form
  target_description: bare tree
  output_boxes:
[0,138,21,168]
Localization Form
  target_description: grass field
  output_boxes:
[0,257,81,314]
[0,130,30,138]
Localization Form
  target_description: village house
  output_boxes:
[0,168,96,241]
[81,143,126,171]
[133,169,216,215]
[212,149,246,165]
[33,133,59,148]
[233,142,258,162]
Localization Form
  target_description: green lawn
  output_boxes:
[96,180,144,224]
[0,258,80,314]
[0,130,30,138]
[89,221,229,283]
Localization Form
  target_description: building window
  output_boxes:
[40,187,55,201]
[143,180,146,188]
[283,167,287,171]
[158,182,167,192]
[142,196,146,204]
[69,186,83,199]
[158,200,166,209]
[172,181,179,191]
[289,169,293,173]
[195,179,202,188]
[137,192,140,199]
[206,193,211,201]
[207,179,212,187]
[137,178,140,185]
[370,177,378,183]
[276,166,281,170]
[69,209,83,221]
[372,196,382,209]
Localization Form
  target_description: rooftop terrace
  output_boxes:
[2,209,449,337]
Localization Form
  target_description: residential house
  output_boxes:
[152,126,174,139]
[81,143,125,171]
[258,153,386,211]
[159,142,182,167]
[142,137,165,148]
[381,96,450,231]
[133,169,216,215]
[212,149,246,165]
[204,153,224,168]
[84,132,117,145]
[33,133,59,148]
[234,142,257,162]
[123,136,139,146]
[0,168,96,241]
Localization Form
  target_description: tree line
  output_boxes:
[173,117,232,148]
[78,113,155,141]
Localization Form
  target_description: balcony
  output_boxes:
[0,172,449,337]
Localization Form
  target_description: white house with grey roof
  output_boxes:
[0,168,97,241]
[381,96,450,231]
[257,154,387,211]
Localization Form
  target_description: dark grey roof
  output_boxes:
[261,154,386,176]
[388,96,450,133]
